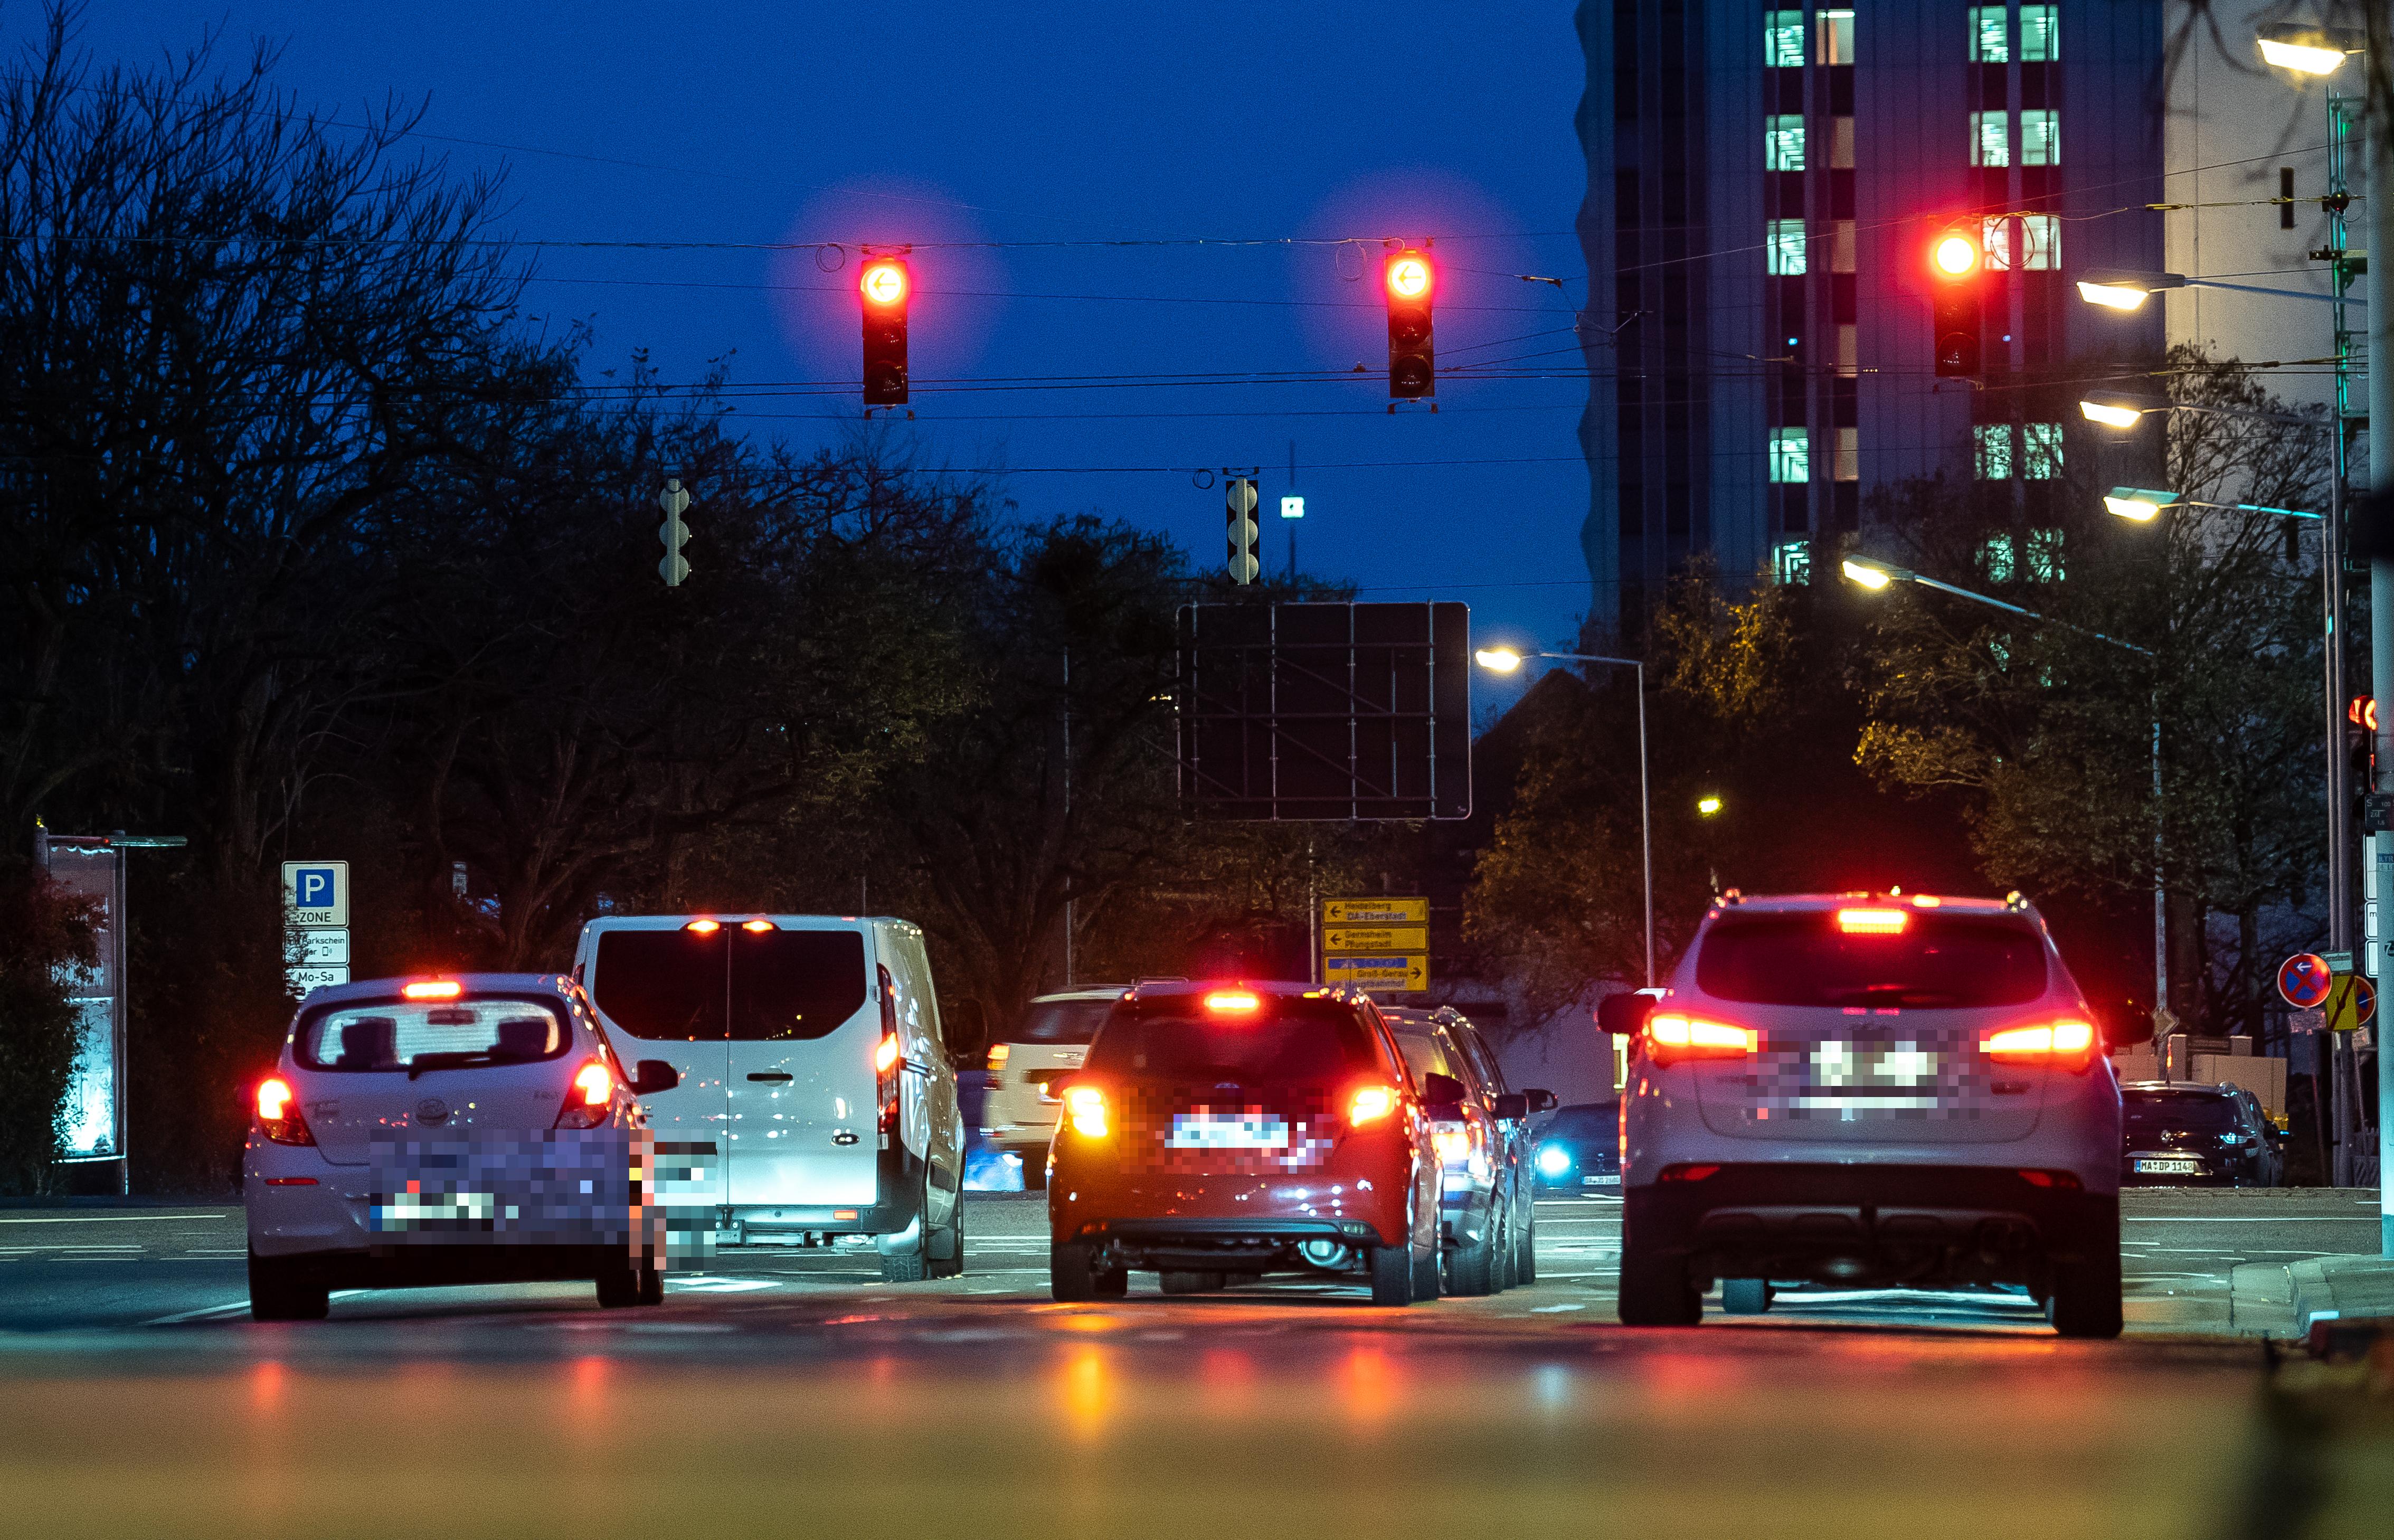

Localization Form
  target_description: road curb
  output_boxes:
[2232,1252,2394,1338]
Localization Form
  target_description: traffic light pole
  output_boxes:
[2369,12,2394,1249]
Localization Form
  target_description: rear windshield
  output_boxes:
[593,927,869,1042]
[1695,912,2050,1008]
[1541,1104,1618,1140]
[2125,1092,2240,1132]
[1394,1031,1460,1085]
[1086,999,1376,1082]
[298,997,567,1074]
[1010,998,1117,1046]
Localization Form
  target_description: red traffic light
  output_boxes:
[2352,696,2378,731]
[1385,250,1434,301]
[1931,231,1981,279]
[859,259,910,309]
[1384,249,1436,400]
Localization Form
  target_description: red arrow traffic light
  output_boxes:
[1385,249,1435,400]
[859,257,911,406]
[1928,227,1985,378]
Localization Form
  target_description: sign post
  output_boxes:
[1321,897,1429,995]
[280,861,352,995]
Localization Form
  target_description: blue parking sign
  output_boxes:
[281,859,348,926]
[296,867,336,908]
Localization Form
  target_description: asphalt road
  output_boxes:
[1,1189,2387,1536]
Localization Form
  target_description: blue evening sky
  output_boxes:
[80,3,1592,719]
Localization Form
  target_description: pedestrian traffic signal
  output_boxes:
[1928,228,1984,378]
[1385,249,1435,399]
[1226,476,1260,584]
[658,478,691,588]
[859,256,910,405]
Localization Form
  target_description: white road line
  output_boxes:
[0,1213,224,1225]
[1529,1302,1586,1313]
[2123,1216,2377,1223]
[144,1300,252,1325]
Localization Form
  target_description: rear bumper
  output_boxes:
[256,1245,632,1290]
[1050,1164,1409,1255]
[1068,1216,1382,1272]
[1625,1163,2113,1291]
[732,1145,929,1237]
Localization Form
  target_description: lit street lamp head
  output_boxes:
[1696,796,1723,817]
[1840,555,1899,590]
[2075,269,2185,311]
[1473,647,1524,674]
[2257,25,2363,76]
[2104,487,2180,522]
[2078,393,2154,429]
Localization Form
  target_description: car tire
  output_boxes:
[637,1261,666,1306]
[877,1245,929,1283]
[1368,1243,1413,1307]
[1616,1240,1701,1326]
[595,1260,644,1308]
[1412,1239,1440,1302]
[1491,1205,1517,1293]
[2047,1205,2124,1340]
[928,1195,964,1280]
[1513,1202,1537,1284]
[1721,1277,1773,1315]
[247,1250,329,1322]
[1051,1241,1127,1302]
[1447,1223,1499,1297]
[1158,1270,1226,1295]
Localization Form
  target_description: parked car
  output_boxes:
[1532,1101,1622,1194]
[1421,1007,1554,1282]
[1383,1009,1551,1294]
[2120,1081,2284,1187]
[1046,980,1444,1305]
[245,972,681,1320]
[981,986,1127,1188]
[573,914,966,1281]
[1602,891,2125,1338]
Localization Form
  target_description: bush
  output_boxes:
[0,861,98,1194]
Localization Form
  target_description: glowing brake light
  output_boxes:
[874,1032,902,1074]
[987,1043,1010,1072]
[1835,908,1909,935]
[255,1076,315,1146]
[1644,1013,1757,1067]
[1063,1084,1110,1138]
[1349,1084,1398,1126]
[684,919,722,934]
[1981,1019,2098,1071]
[573,1061,613,1106]
[401,980,462,1000]
[740,919,777,933]
[1203,989,1262,1014]
[555,1060,614,1129]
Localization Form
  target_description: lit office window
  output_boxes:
[1981,534,2016,583]
[1969,5,2009,62]
[2025,527,2066,581]
[1769,428,1811,483]
[1981,215,2014,270]
[2022,214,2059,270]
[1766,115,1807,171]
[1831,117,1856,169]
[1818,8,1856,65]
[1767,219,1808,275]
[2021,110,2060,166]
[1834,427,1859,483]
[1831,219,1856,273]
[2023,422,2065,480]
[2021,5,2060,62]
[1970,111,2010,167]
[1772,541,1813,586]
[1766,10,1806,67]
[1973,424,2014,481]
[1836,324,1858,377]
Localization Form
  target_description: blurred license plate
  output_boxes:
[1168,1113,1287,1150]
[1582,1174,1620,1186]
[2134,1157,2201,1174]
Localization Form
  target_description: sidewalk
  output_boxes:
[2232,1251,2394,1337]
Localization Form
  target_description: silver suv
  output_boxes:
[1601,892,2123,1337]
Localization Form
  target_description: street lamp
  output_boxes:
[1696,796,1723,817]
[2074,267,2355,312]
[1476,645,1654,987]
[1840,555,2168,1027]
[2256,23,2364,77]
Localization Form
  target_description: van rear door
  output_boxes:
[724,923,878,1207]
[583,922,730,1207]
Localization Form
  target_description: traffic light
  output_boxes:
[657,478,690,588]
[1385,248,1435,399]
[1225,476,1260,584]
[859,256,910,405]
[1928,228,1984,378]
[2350,695,2378,810]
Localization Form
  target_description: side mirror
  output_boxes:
[1596,993,1654,1037]
[1422,1072,1466,1112]
[632,1060,680,1095]
[1492,1093,1527,1121]
[1524,1088,1558,1114]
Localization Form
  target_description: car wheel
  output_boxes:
[928,1195,965,1280]
[2047,1205,2123,1340]
[247,1250,329,1322]
[1447,1223,1498,1297]
[1158,1270,1226,1294]
[1514,1203,1537,1284]
[1721,1277,1773,1315]
[637,1261,665,1306]
[877,1245,929,1283]
[1050,1241,1127,1302]
[1411,1237,1441,1302]
[1368,1243,1413,1306]
[595,1260,644,1308]
[1491,1205,1517,1293]
[1616,1239,1700,1326]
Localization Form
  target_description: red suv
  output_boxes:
[1047,980,1445,1306]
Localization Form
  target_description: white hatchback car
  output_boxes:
[1601,892,2124,1338]
[245,972,682,1321]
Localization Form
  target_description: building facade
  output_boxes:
[1575,1,2168,625]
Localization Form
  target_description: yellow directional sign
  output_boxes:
[1322,897,1427,925]
[1323,926,1427,953]
[1324,955,1430,992]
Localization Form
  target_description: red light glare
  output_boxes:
[874,1032,901,1074]
[1932,233,1980,277]
[2351,696,2378,731]
[741,919,777,932]
[684,919,722,934]
[401,980,462,999]
[1349,1084,1398,1125]
[1385,252,1433,301]
[1836,907,1910,935]
[860,261,909,308]
[257,1078,294,1121]
[1203,990,1262,1014]
[572,1061,613,1108]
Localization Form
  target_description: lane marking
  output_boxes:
[0,1213,225,1225]
[2123,1216,2378,1223]
[144,1300,253,1325]
[1529,1302,1585,1313]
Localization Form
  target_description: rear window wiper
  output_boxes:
[407,1051,494,1081]
[1818,985,1962,1007]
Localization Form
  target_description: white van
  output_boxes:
[572,914,965,1281]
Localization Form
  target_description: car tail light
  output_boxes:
[1644,1013,1757,1067]
[876,965,901,1132]
[1203,989,1261,1014]
[1063,1084,1110,1138]
[740,919,777,932]
[1981,1019,2098,1072]
[1657,1163,1721,1183]
[1348,1084,1398,1126]
[2016,1169,2084,1190]
[1432,1124,1472,1162]
[684,919,721,934]
[255,1076,315,1146]
[401,980,462,1000]
[1835,907,1909,934]
[987,1042,1010,1073]
[554,1060,614,1129]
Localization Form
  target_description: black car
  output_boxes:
[1531,1101,1620,1194]
[2120,1082,2283,1187]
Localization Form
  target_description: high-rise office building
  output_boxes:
[1575,2,2166,625]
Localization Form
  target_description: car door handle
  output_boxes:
[746,1072,793,1082]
